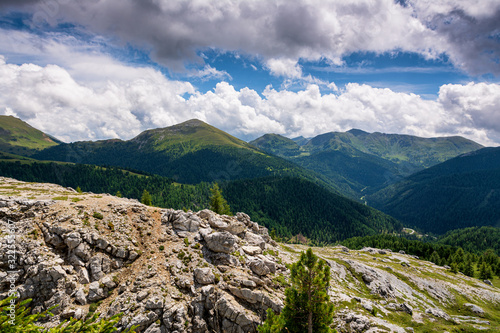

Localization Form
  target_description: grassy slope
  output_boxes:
[132,119,263,156]
[0,115,59,155]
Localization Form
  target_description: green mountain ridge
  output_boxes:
[32,119,340,191]
[0,115,60,156]
[130,119,262,156]
[368,147,500,234]
[250,129,483,199]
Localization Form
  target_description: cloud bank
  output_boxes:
[2,0,500,76]
[1,56,499,146]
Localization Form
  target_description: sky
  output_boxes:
[0,1,500,146]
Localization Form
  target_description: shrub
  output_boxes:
[93,212,104,220]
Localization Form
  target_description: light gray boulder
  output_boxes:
[464,303,485,315]
[248,257,270,276]
[242,246,262,256]
[425,308,452,321]
[87,281,105,302]
[244,232,266,250]
[194,268,215,285]
[205,231,237,254]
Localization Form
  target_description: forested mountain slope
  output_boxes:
[33,119,335,190]
[251,130,482,199]
[0,160,401,244]
[369,147,500,234]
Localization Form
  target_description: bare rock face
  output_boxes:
[204,231,237,254]
[0,178,499,333]
[248,257,270,276]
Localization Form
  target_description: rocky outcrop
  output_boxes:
[0,177,499,333]
[0,178,287,333]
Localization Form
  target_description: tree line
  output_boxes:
[341,234,500,281]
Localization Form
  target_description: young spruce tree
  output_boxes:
[259,248,334,333]
[141,189,152,206]
[209,183,231,215]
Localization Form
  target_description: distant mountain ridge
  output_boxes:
[250,129,483,199]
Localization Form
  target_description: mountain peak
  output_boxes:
[347,128,369,136]
[177,119,208,127]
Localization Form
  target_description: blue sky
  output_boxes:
[0,0,499,145]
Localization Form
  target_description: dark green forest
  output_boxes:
[369,147,500,234]
[222,176,402,244]
[435,226,500,255]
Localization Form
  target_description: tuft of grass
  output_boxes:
[93,212,104,220]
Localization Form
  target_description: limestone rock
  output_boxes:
[204,231,237,253]
[464,303,485,315]
[145,297,164,309]
[248,257,270,276]
[425,308,452,321]
[87,281,105,302]
[244,232,266,250]
[242,246,262,256]
[194,268,215,285]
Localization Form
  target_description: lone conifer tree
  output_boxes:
[141,189,152,206]
[209,183,231,215]
[258,248,334,333]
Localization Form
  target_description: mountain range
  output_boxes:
[0,115,498,238]
[250,130,482,199]
[32,119,337,190]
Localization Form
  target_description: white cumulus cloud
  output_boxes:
[1,55,500,146]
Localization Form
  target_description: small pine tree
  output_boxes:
[479,262,493,280]
[450,262,458,274]
[463,260,474,277]
[429,251,440,265]
[209,183,231,215]
[116,190,122,198]
[259,248,334,333]
[141,189,152,206]
[495,262,500,277]
[76,186,82,194]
